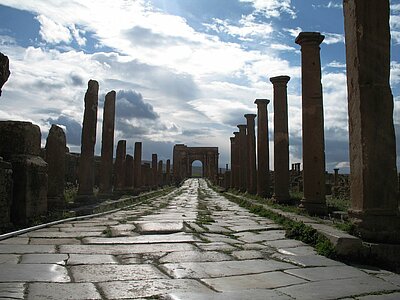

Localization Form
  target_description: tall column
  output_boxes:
[99,91,116,194]
[133,142,142,189]
[166,159,171,185]
[158,160,163,186]
[295,32,327,215]
[152,154,158,188]
[245,114,257,194]
[254,99,271,198]
[230,137,235,189]
[233,132,240,189]
[125,154,134,189]
[78,80,99,197]
[270,76,291,203]
[343,0,399,243]
[114,140,126,191]
[237,124,248,192]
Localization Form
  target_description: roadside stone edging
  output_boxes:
[224,192,363,256]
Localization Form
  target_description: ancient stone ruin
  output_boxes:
[0,52,10,97]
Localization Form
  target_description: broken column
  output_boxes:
[166,159,171,185]
[254,99,271,198]
[45,124,66,209]
[77,80,99,199]
[344,0,399,242]
[0,121,48,225]
[114,140,126,191]
[237,125,248,192]
[158,160,163,187]
[270,75,291,203]
[0,52,10,97]
[99,91,116,195]
[152,154,158,188]
[0,158,12,230]
[295,32,327,214]
[245,114,257,194]
[133,142,142,189]
[125,154,134,190]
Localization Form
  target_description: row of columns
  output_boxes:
[229,0,399,243]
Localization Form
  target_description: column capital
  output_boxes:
[237,124,247,131]
[233,131,239,137]
[295,32,324,46]
[270,75,290,85]
[254,98,270,105]
[244,113,257,120]
[230,137,235,142]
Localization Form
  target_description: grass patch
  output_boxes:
[326,196,351,212]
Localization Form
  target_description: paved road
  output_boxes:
[0,178,399,299]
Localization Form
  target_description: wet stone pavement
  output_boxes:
[1,178,400,299]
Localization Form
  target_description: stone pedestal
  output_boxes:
[77,80,99,198]
[152,154,158,188]
[254,99,271,198]
[237,124,248,192]
[245,114,257,194]
[99,91,116,194]
[114,140,126,191]
[344,0,400,243]
[45,124,66,209]
[0,121,48,225]
[0,158,12,231]
[133,142,142,189]
[295,32,327,215]
[270,76,291,203]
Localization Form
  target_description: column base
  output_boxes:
[299,198,327,215]
[349,209,400,244]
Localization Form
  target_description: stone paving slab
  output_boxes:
[20,253,69,264]
[231,250,265,260]
[0,254,19,263]
[277,245,317,256]
[0,264,69,282]
[0,244,56,254]
[82,232,200,244]
[26,231,103,238]
[276,276,400,300]
[234,230,286,243]
[160,250,233,263]
[67,254,119,265]
[134,221,184,233]
[71,264,167,282]
[27,283,101,300]
[164,289,293,300]
[202,271,307,291]
[284,265,369,281]
[161,259,296,279]
[264,238,307,248]
[0,282,25,299]
[59,226,108,232]
[195,242,237,252]
[0,237,29,244]
[29,238,82,245]
[271,253,345,267]
[99,279,213,299]
[356,292,400,300]
[59,242,197,254]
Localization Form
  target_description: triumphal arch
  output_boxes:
[173,144,219,183]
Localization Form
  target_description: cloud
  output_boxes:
[323,32,344,44]
[326,60,346,68]
[270,43,296,51]
[116,90,158,120]
[283,26,302,38]
[239,0,296,19]
[36,14,72,44]
[45,115,82,146]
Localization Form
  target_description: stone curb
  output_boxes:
[224,192,363,256]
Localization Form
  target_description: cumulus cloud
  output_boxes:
[239,0,296,19]
[36,15,72,44]
[116,90,158,120]
[45,115,82,146]
[323,32,344,44]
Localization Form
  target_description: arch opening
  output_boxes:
[191,160,203,178]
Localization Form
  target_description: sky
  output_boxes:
[0,0,399,173]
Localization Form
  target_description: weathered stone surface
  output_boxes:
[0,254,19,263]
[272,253,344,267]
[161,259,295,279]
[99,90,116,194]
[244,114,257,194]
[160,251,233,263]
[0,263,69,282]
[344,0,400,243]
[0,158,12,230]
[28,283,101,300]
[152,153,158,187]
[0,52,10,96]
[231,250,264,260]
[277,276,399,300]
[166,290,293,300]
[237,124,247,191]
[203,271,306,291]
[124,154,134,189]
[284,265,369,281]
[166,158,171,185]
[77,79,99,197]
[83,232,199,244]
[0,283,25,300]
[27,230,102,238]
[45,124,66,209]
[29,238,81,245]
[295,32,327,215]
[99,279,212,299]
[67,254,118,265]
[135,221,184,233]
[357,293,400,300]
[270,75,291,203]
[133,142,142,188]
[0,244,55,254]
[234,230,286,243]
[71,264,166,282]
[20,253,68,264]
[254,99,271,197]
[114,140,126,190]
[196,242,237,252]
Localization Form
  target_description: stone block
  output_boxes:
[0,158,12,230]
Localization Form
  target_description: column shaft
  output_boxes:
[245,114,257,194]
[133,142,142,189]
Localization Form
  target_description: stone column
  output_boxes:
[166,159,171,185]
[270,75,291,203]
[295,32,327,215]
[245,114,257,194]
[254,99,271,198]
[344,0,399,243]
[99,91,116,194]
[0,158,12,230]
[77,80,99,198]
[158,160,163,186]
[125,154,134,189]
[237,124,248,192]
[333,168,339,187]
[45,124,66,209]
[233,132,240,189]
[133,142,142,189]
[152,154,158,188]
[230,137,235,189]
[0,52,10,97]
[114,140,126,191]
